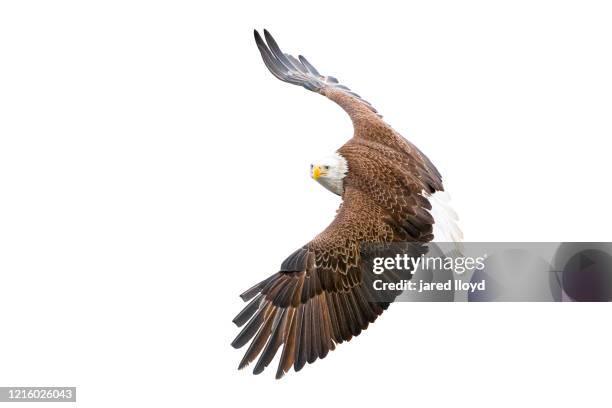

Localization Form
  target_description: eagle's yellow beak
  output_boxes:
[312,165,321,180]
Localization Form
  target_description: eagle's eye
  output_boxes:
[324,165,330,170]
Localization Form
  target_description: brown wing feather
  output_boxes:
[232,187,404,378]
[253,29,386,129]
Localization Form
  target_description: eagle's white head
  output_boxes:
[310,153,348,196]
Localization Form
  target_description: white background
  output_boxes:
[0,1,611,407]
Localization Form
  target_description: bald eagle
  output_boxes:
[231,30,462,378]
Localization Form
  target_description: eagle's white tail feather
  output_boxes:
[429,191,463,245]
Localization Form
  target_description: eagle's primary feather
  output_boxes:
[232,29,462,379]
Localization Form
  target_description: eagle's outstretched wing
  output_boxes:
[254,29,384,126]
[231,187,427,379]
[253,29,448,176]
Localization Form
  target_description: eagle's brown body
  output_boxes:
[231,30,456,378]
